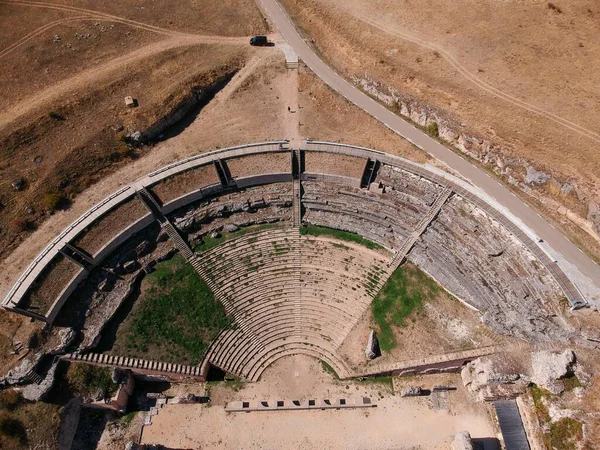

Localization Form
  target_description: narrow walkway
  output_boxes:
[388,186,453,272]
[61,352,204,377]
[137,187,194,259]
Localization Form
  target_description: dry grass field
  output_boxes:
[280,0,600,260]
[0,0,267,262]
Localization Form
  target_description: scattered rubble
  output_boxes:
[461,354,528,402]
[400,386,422,397]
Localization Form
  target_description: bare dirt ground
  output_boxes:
[280,0,600,261]
[142,355,497,449]
[338,287,513,373]
[0,51,288,298]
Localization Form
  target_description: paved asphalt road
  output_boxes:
[259,0,600,289]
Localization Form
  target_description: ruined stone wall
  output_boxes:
[169,183,293,238]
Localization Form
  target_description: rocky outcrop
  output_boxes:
[525,166,551,185]
[1,357,38,387]
[461,354,529,402]
[450,431,474,450]
[530,349,575,395]
[588,201,600,236]
[22,360,58,401]
[400,386,422,397]
[58,398,83,450]
[365,329,380,360]
[354,75,599,244]
[53,327,76,354]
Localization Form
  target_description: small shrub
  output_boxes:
[48,111,65,121]
[320,361,339,380]
[562,374,582,391]
[41,192,68,212]
[0,412,27,446]
[66,363,117,398]
[118,411,137,427]
[547,417,583,450]
[531,384,551,423]
[10,218,33,233]
[116,132,127,142]
[0,391,21,411]
[425,122,439,137]
[547,2,562,13]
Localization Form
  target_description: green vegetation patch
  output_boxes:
[194,223,281,252]
[300,224,383,250]
[371,262,439,351]
[562,374,582,392]
[547,417,583,450]
[66,363,118,398]
[530,384,584,449]
[531,384,552,423]
[122,254,231,365]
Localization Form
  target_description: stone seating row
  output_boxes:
[303,210,395,249]
[195,227,384,380]
[207,327,349,381]
[303,182,424,229]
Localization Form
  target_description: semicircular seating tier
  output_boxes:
[1,141,586,379]
[192,227,390,381]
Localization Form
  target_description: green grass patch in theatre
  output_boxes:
[371,262,439,351]
[66,363,118,398]
[300,224,383,250]
[121,254,231,365]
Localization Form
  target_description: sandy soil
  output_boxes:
[142,355,497,449]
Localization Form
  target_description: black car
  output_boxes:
[250,35,269,46]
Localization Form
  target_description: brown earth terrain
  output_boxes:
[0,0,268,263]
[298,65,430,165]
[279,0,600,261]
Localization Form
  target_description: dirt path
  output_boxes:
[281,68,300,146]
[2,0,206,38]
